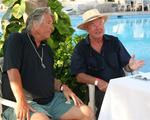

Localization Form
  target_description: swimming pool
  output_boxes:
[0,12,4,33]
[71,14,150,72]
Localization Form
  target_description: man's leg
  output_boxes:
[45,92,95,120]
[31,112,51,120]
[60,105,95,120]
[2,108,51,120]
[2,101,53,120]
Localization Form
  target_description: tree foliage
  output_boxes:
[1,0,74,48]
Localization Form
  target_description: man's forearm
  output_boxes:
[7,68,26,102]
[76,73,98,85]
[76,73,108,92]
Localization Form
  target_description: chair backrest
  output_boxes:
[88,84,95,113]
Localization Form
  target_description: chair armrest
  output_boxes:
[88,84,95,113]
[0,97,16,108]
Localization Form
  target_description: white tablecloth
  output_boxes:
[98,72,150,120]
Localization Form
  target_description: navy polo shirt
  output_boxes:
[2,32,55,104]
[71,34,131,82]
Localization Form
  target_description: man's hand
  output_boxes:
[15,100,36,120]
[97,79,108,92]
[129,55,144,71]
[62,85,83,106]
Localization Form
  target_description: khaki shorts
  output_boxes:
[2,92,74,120]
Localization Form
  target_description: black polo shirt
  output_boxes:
[71,34,131,82]
[2,32,55,104]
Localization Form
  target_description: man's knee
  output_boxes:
[80,105,95,119]
[60,105,95,120]
[31,112,51,120]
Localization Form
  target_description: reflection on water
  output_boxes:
[105,16,150,41]
[71,15,150,72]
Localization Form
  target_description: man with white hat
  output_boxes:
[71,9,144,119]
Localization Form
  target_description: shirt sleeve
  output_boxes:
[3,33,24,72]
[115,38,131,67]
[71,45,87,76]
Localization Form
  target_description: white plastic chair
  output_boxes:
[0,57,16,119]
[88,84,95,113]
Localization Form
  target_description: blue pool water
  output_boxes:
[0,12,4,33]
[71,15,150,72]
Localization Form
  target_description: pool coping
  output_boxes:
[104,11,150,16]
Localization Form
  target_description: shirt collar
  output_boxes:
[85,34,106,45]
[26,32,46,47]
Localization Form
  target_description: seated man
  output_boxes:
[2,7,94,120]
[71,9,144,119]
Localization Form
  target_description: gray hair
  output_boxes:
[26,7,53,32]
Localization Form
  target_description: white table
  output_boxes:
[98,72,150,120]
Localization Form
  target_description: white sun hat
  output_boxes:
[77,9,108,30]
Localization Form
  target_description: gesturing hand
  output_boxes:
[15,100,36,120]
[62,85,83,106]
[129,55,144,71]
